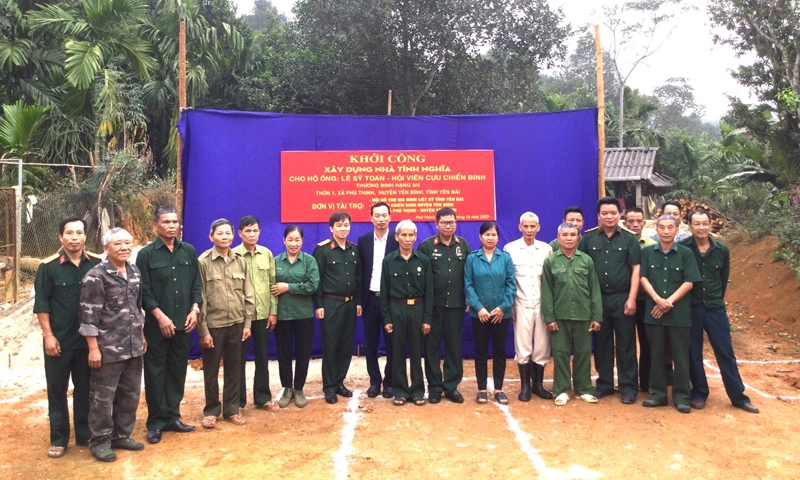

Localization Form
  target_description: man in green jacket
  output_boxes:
[542,222,602,406]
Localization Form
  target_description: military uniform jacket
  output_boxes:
[313,238,362,306]
[379,250,434,326]
[679,235,729,309]
[233,244,278,319]
[541,250,602,323]
[198,247,255,336]
[79,260,145,363]
[417,235,470,308]
[33,249,101,351]
[578,226,641,292]
[640,243,703,327]
[135,237,203,330]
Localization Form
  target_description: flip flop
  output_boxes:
[393,398,406,406]
[47,446,66,458]
[201,416,217,429]
[412,397,426,406]
[227,414,246,425]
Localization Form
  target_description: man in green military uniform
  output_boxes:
[542,222,603,406]
[578,197,641,404]
[34,217,101,458]
[381,220,433,406]
[233,215,278,409]
[640,215,702,413]
[314,211,362,404]
[549,206,584,253]
[418,207,470,403]
[136,206,202,444]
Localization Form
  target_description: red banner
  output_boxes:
[281,150,495,222]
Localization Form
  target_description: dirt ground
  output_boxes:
[1,236,799,479]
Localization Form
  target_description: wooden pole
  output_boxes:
[594,25,606,198]
[176,21,187,231]
[387,90,392,115]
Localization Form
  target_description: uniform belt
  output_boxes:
[391,297,424,305]
[323,294,354,302]
[601,287,630,295]
[370,291,381,297]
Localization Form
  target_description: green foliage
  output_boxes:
[0,100,48,159]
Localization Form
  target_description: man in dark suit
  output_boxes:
[358,202,399,398]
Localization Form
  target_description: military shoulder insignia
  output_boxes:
[620,225,636,235]
[584,226,599,233]
[41,253,60,264]
[317,239,331,247]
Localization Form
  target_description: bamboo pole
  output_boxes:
[387,90,393,115]
[594,25,606,198]
[176,21,187,232]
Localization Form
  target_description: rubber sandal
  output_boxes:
[393,398,406,406]
[227,414,246,425]
[494,391,509,405]
[47,446,66,458]
[201,416,217,429]
[476,391,488,404]
[412,397,426,406]
[554,393,569,406]
[579,394,598,403]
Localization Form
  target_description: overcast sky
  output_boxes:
[231,0,756,120]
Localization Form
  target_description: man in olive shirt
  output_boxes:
[542,222,602,406]
[680,210,759,414]
[33,217,101,458]
[578,196,641,404]
[136,206,202,444]
[233,215,278,409]
[418,207,470,403]
[381,220,433,405]
[549,206,584,252]
[640,215,702,413]
[314,211,362,404]
[624,207,656,392]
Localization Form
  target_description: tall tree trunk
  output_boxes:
[618,83,625,148]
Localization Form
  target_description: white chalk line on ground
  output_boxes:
[703,360,800,401]
[488,379,602,480]
[332,390,363,480]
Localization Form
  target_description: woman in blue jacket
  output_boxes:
[464,222,517,404]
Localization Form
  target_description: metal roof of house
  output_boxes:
[604,147,673,188]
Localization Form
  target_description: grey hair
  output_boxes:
[557,222,578,235]
[103,227,132,246]
[395,219,417,233]
[209,218,233,235]
[656,214,679,228]
[153,205,177,223]
[519,211,539,224]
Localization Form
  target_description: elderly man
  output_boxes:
[79,228,146,462]
[680,210,759,414]
[34,217,101,458]
[578,197,641,404]
[640,215,702,413]
[418,207,471,403]
[136,205,202,444]
[504,212,553,401]
[381,220,433,406]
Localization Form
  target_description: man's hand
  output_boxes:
[589,321,602,332]
[158,314,176,338]
[242,327,251,341]
[316,308,324,320]
[422,323,431,335]
[547,322,559,332]
[88,349,102,370]
[267,315,277,331]
[654,297,672,312]
[651,305,666,319]
[623,297,637,316]
[356,305,362,316]
[477,308,490,323]
[385,324,393,333]
[185,309,198,333]
[44,334,61,357]
[270,282,289,295]
[199,334,214,349]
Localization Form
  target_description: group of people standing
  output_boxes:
[33,198,758,462]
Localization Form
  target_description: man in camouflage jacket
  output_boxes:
[79,228,146,462]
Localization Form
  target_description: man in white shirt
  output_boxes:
[358,202,399,398]
[504,212,554,401]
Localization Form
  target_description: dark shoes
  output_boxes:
[642,398,668,408]
[517,363,532,402]
[737,402,760,414]
[690,398,706,410]
[382,387,394,399]
[366,385,381,398]
[325,391,338,404]
[621,392,637,405]
[592,388,614,399]
[162,420,196,433]
[93,448,116,462]
[110,438,144,451]
[530,363,553,400]
[676,404,691,414]
[445,389,464,404]
[428,390,442,404]
[146,430,161,444]
[335,386,353,398]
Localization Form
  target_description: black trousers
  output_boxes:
[472,317,510,391]
[143,327,191,431]
[239,319,271,407]
[274,318,315,390]
[634,298,651,391]
[362,294,393,389]
[45,348,91,446]
[201,323,243,418]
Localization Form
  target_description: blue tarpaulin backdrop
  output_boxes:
[177,109,599,361]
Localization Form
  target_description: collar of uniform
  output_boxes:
[473,247,499,260]
[509,237,546,250]
[276,251,305,263]
[681,234,718,252]
[57,248,93,265]
[433,234,459,246]
[554,248,576,258]
[101,259,132,276]
[654,241,678,254]
[233,243,265,256]
[394,249,422,261]
[153,236,182,251]
[329,238,354,250]
[210,247,234,260]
